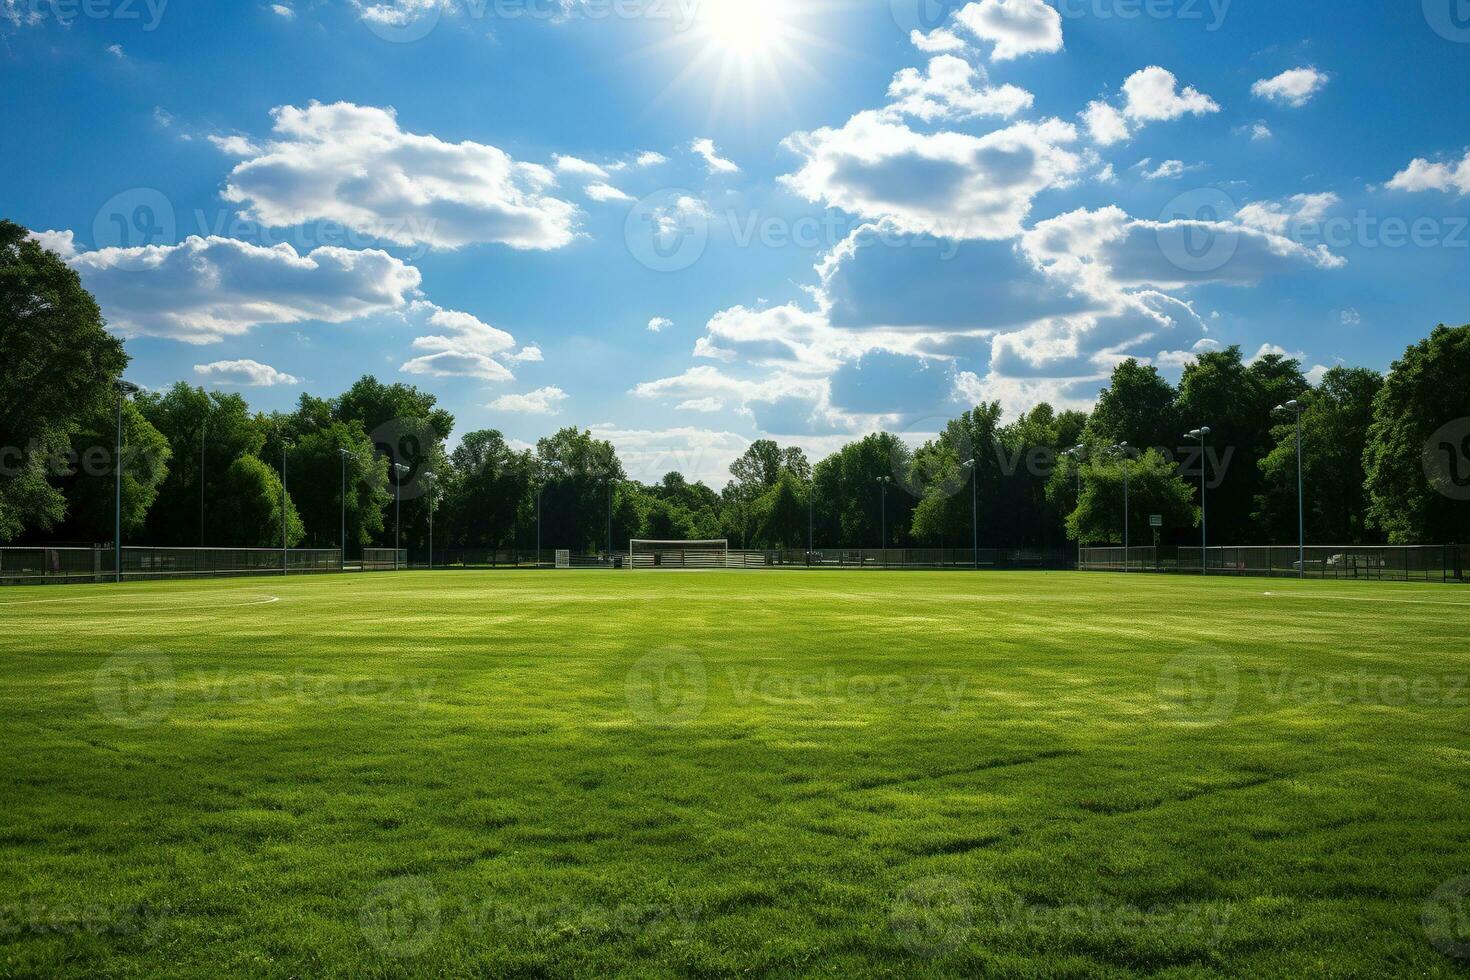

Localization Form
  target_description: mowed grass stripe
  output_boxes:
[0,571,1466,977]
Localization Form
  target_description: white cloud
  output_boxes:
[1235,192,1339,236]
[781,111,1083,240]
[910,27,968,53]
[585,182,633,202]
[885,55,1033,122]
[1341,307,1361,326]
[67,236,421,344]
[952,0,1063,61]
[208,134,261,156]
[1082,100,1129,146]
[1386,149,1470,195]
[691,137,740,174]
[270,3,295,18]
[1249,122,1273,141]
[194,359,301,386]
[26,229,78,259]
[636,150,668,167]
[222,101,579,251]
[1155,337,1222,370]
[1252,67,1329,108]
[648,317,673,333]
[554,154,609,179]
[401,300,523,382]
[152,106,175,128]
[589,424,752,486]
[105,43,125,59]
[1121,66,1220,122]
[487,386,568,414]
[1247,342,1303,365]
[1141,159,1189,180]
[677,397,724,413]
[506,345,543,362]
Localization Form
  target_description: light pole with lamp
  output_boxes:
[423,471,437,570]
[393,463,409,571]
[337,448,355,571]
[280,439,292,576]
[963,459,978,569]
[807,481,814,567]
[113,380,140,583]
[1110,443,1132,573]
[875,476,892,559]
[1063,446,1085,569]
[1275,400,1305,579]
[1185,427,1212,575]
[199,417,207,547]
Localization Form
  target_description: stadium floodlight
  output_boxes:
[423,471,437,571]
[281,440,293,577]
[629,539,729,569]
[113,379,141,583]
[1185,427,1212,575]
[199,418,207,548]
[1063,446,1086,568]
[393,463,410,571]
[1110,443,1132,573]
[963,459,978,569]
[807,484,814,566]
[1275,400,1305,579]
[875,476,892,551]
[337,449,356,567]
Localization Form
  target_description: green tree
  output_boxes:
[1084,359,1177,452]
[1067,449,1198,544]
[1364,325,1470,543]
[909,403,1004,546]
[1256,367,1383,544]
[212,455,304,548]
[536,428,625,552]
[135,384,267,546]
[288,422,391,550]
[757,469,809,548]
[55,400,170,541]
[1175,347,1307,545]
[0,221,128,541]
[811,432,913,548]
[441,429,534,550]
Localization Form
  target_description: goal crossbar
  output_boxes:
[628,539,729,569]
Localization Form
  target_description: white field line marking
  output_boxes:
[1262,591,1470,607]
[0,594,281,609]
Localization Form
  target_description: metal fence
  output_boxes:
[1080,544,1468,583]
[361,548,410,572]
[411,547,1074,571]
[0,546,344,584]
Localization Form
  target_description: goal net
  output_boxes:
[629,540,729,569]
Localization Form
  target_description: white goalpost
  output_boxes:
[628,539,730,569]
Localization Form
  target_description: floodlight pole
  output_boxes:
[1111,443,1131,573]
[424,471,436,571]
[393,463,409,571]
[1276,400,1305,579]
[113,380,139,583]
[964,459,978,569]
[281,440,291,577]
[1186,428,1212,576]
[606,477,615,566]
[1064,446,1084,570]
[536,482,543,568]
[338,449,353,570]
[876,476,891,552]
[200,418,206,547]
[807,487,813,566]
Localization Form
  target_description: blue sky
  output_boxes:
[4,0,1468,484]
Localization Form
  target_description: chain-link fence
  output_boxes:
[412,547,1074,571]
[1080,544,1468,582]
[0,546,344,584]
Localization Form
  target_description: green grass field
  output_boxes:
[2,570,1468,977]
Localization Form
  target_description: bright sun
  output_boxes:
[700,0,789,56]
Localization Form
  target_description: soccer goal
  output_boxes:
[628,540,729,569]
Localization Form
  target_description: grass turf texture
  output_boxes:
[1,571,1468,977]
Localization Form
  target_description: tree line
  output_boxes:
[4,218,1468,554]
